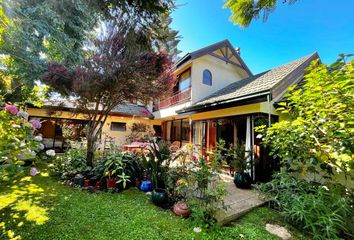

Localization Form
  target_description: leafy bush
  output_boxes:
[125,122,154,143]
[51,148,90,179]
[141,140,177,189]
[98,151,143,188]
[258,173,353,239]
[177,156,227,227]
[0,102,41,180]
[257,57,354,180]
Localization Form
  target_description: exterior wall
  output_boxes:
[152,101,191,119]
[27,108,160,147]
[190,54,248,104]
[189,102,278,121]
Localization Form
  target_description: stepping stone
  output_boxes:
[265,223,292,240]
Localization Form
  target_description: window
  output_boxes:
[202,69,212,86]
[110,122,126,131]
[177,69,191,92]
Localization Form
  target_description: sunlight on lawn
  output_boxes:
[0,174,54,239]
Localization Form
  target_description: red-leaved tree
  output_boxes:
[42,28,173,166]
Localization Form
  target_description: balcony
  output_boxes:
[154,88,191,111]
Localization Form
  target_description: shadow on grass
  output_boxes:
[0,171,56,239]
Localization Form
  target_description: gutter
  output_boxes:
[177,90,271,114]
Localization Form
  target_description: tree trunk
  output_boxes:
[86,136,95,167]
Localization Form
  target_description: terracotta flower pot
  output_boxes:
[106,178,116,189]
[94,181,100,190]
[83,179,90,188]
[173,201,190,218]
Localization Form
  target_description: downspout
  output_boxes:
[267,94,271,126]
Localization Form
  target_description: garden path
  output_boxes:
[215,174,265,225]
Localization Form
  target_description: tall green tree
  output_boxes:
[0,0,178,102]
[224,0,298,27]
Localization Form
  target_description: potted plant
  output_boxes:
[103,155,123,190]
[227,144,252,189]
[142,140,178,206]
[103,152,135,191]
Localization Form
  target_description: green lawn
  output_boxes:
[0,166,308,240]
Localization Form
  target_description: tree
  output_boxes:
[258,55,354,181]
[0,0,177,101]
[0,0,99,102]
[224,0,298,27]
[42,27,174,166]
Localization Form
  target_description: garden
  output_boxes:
[1,0,353,239]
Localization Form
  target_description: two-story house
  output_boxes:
[27,39,319,181]
[152,40,319,181]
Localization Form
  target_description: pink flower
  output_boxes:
[29,120,42,129]
[176,179,181,186]
[4,104,18,115]
[192,155,197,161]
[30,167,38,176]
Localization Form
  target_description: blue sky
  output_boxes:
[171,0,354,73]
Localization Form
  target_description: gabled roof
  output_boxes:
[178,52,319,114]
[38,100,154,119]
[174,39,253,76]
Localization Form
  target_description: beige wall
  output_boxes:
[27,108,161,147]
[191,53,249,104]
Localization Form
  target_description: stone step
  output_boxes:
[215,175,265,225]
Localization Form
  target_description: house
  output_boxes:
[27,39,319,181]
[152,40,319,181]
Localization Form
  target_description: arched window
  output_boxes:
[202,69,212,86]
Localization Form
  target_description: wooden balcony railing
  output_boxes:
[154,88,191,110]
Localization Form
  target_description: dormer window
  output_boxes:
[203,69,212,86]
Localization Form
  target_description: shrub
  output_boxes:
[97,150,143,188]
[0,103,41,180]
[258,173,353,239]
[141,140,177,189]
[257,57,354,181]
[177,156,227,227]
[51,148,90,179]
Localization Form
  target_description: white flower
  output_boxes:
[321,185,329,191]
[17,111,29,119]
[46,149,56,157]
[34,135,43,142]
[193,227,202,233]
[39,143,45,150]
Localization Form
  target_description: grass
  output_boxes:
[0,166,308,240]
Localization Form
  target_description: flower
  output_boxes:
[30,167,38,176]
[193,227,202,233]
[29,120,42,129]
[17,111,29,119]
[192,155,197,161]
[39,143,45,150]
[46,149,56,157]
[34,135,43,142]
[4,104,18,115]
